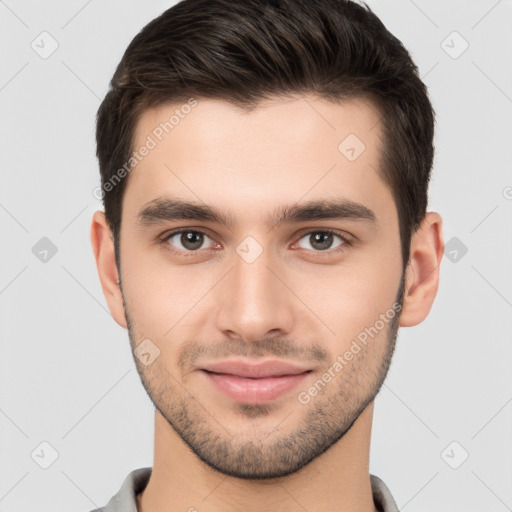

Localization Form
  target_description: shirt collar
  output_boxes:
[94,467,399,512]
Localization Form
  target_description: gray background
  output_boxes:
[1,0,511,510]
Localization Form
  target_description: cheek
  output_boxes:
[120,241,184,335]
[121,239,225,352]
[301,240,402,343]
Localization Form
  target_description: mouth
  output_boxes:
[200,359,313,404]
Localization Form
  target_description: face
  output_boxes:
[118,95,405,479]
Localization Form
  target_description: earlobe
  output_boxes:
[90,211,128,329]
[399,212,444,327]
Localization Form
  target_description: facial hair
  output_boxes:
[123,270,405,480]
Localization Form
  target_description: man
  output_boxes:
[90,0,444,510]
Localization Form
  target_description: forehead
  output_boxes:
[123,95,394,227]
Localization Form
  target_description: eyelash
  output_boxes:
[158,228,353,257]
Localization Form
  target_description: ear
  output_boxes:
[399,212,444,327]
[90,210,128,329]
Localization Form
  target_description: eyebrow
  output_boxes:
[136,197,377,229]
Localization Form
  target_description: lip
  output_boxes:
[202,359,310,378]
[200,359,312,404]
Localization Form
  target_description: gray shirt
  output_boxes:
[90,467,400,512]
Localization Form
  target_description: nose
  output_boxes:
[214,244,294,343]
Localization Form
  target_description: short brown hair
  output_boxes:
[96,0,435,271]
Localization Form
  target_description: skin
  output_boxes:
[91,95,444,512]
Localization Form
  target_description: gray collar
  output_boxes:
[91,467,399,512]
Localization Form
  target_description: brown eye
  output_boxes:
[165,230,211,251]
[296,231,345,251]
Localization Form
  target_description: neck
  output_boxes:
[137,402,379,512]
